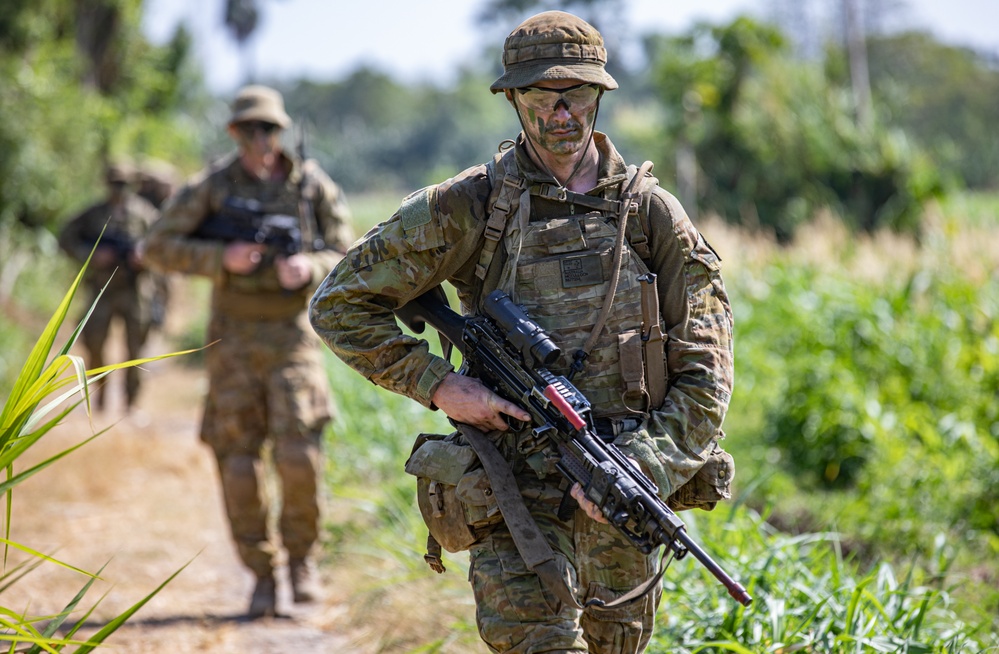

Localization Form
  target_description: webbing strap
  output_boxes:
[476,172,525,281]
[458,423,584,610]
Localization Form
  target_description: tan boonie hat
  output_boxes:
[228,84,291,128]
[490,10,618,93]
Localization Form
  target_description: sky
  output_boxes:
[142,0,999,94]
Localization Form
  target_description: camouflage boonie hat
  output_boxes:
[490,10,618,93]
[228,84,291,128]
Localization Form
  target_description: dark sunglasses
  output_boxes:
[237,121,281,137]
[516,83,602,112]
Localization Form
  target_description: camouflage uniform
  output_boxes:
[143,85,354,615]
[58,163,160,410]
[310,12,732,654]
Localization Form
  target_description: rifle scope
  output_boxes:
[483,291,561,367]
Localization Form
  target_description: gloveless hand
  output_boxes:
[431,372,530,433]
[275,253,312,290]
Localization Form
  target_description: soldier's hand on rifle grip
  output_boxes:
[275,253,312,291]
[432,372,531,432]
[570,483,609,524]
[223,242,266,275]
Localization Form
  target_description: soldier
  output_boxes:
[142,85,355,618]
[58,160,160,412]
[310,11,734,654]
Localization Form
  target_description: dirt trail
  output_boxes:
[8,352,363,653]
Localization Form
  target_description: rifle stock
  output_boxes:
[395,286,752,607]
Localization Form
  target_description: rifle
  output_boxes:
[396,287,752,607]
[193,197,302,258]
[85,231,138,271]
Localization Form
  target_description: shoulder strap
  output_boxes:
[623,163,656,266]
[477,147,524,282]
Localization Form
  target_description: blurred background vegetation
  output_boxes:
[1,0,997,650]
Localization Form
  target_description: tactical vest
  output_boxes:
[211,157,324,318]
[474,145,665,419]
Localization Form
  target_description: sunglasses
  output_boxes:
[237,121,281,137]
[516,83,602,113]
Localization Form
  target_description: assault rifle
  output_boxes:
[193,197,302,257]
[397,287,752,607]
[85,231,139,271]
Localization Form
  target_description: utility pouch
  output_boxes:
[404,432,501,554]
[666,442,735,512]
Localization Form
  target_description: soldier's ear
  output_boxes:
[504,89,517,108]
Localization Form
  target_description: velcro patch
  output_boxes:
[400,189,432,231]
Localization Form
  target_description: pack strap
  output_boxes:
[477,161,527,281]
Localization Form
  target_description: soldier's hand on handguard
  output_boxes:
[432,372,531,433]
[570,483,610,524]
[275,253,312,290]
[223,242,266,275]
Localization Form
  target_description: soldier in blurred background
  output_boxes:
[142,85,355,619]
[58,160,160,413]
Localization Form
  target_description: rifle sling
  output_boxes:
[457,422,663,613]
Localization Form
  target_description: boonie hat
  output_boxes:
[490,11,618,93]
[228,85,291,129]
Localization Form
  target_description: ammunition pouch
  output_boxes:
[666,443,735,512]
[404,432,502,557]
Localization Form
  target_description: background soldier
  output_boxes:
[310,11,734,653]
[58,160,160,412]
[142,85,355,618]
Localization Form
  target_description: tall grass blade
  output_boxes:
[71,557,195,653]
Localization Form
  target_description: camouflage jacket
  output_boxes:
[144,151,353,320]
[58,192,159,291]
[310,133,733,494]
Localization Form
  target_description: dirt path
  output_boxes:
[8,353,362,653]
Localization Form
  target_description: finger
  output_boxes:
[494,397,530,422]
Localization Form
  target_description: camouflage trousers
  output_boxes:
[468,471,661,654]
[81,282,150,408]
[201,311,333,577]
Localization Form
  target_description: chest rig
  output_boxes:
[474,146,667,420]
[212,158,324,296]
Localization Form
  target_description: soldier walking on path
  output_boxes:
[58,160,160,412]
[143,85,355,619]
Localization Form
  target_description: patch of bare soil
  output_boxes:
[7,353,361,653]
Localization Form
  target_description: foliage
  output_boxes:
[278,67,519,193]
[863,32,999,190]
[0,0,204,236]
[732,256,999,555]
[0,245,196,650]
[649,507,996,653]
[648,17,947,241]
